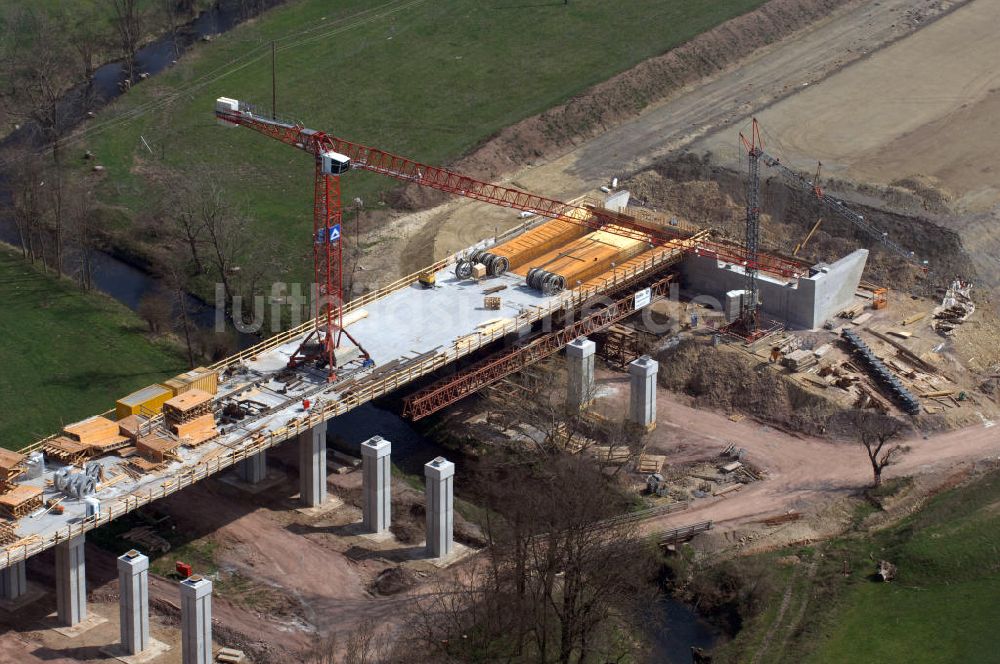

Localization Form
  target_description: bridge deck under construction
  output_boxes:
[0,211,701,570]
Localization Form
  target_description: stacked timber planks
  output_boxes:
[0,485,43,519]
[63,416,130,455]
[163,389,213,425]
[0,449,25,488]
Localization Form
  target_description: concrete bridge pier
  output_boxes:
[117,549,150,655]
[566,337,596,410]
[299,419,329,507]
[361,436,392,535]
[0,560,27,602]
[55,534,87,626]
[238,450,267,484]
[628,355,659,431]
[424,457,455,558]
[180,575,213,664]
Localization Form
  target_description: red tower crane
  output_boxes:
[215,100,810,374]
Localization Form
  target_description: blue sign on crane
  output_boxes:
[315,224,342,244]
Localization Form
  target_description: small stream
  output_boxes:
[649,598,721,663]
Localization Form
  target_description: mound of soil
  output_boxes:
[634,153,977,296]
[392,0,852,209]
[372,566,420,596]
[656,338,839,435]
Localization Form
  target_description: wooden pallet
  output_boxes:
[43,436,91,467]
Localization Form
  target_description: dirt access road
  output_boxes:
[694,0,1000,287]
[592,372,999,540]
[385,0,965,275]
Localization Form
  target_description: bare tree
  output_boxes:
[111,0,143,84]
[408,455,658,663]
[65,174,99,290]
[138,289,173,334]
[6,148,47,265]
[853,410,909,488]
[0,7,82,275]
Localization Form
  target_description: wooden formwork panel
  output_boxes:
[490,219,589,270]
[517,226,648,285]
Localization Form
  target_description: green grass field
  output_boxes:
[708,471,1000,663]
[0,247,187,450]
[82,0,767,285]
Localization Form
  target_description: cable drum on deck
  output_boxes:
[469,250,509,276]
[526,267,566,293]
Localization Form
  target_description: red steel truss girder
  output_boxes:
[216,110,808,279]
[402,275,674,421]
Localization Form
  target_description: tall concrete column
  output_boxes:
[55,534,86,626]
[628,355,659,431]
[118,550,150,655]
[180,575,212,664]
[566,337,596,410]
[299,419,328,507]
[239,450,267,484]
[424,457,455,558]
[361,436,391,534]
[0,560,27,601]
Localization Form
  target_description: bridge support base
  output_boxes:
[424,457,455,558]
[55,534,86,627]
[299,420,328,507]
[361,436,392,535]
[566,337,596,410]
[238,450,267,485]
[118,550,150,655]
[628,355,658,431]
[180,576,212,664]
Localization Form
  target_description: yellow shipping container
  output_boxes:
[159,378,188,396]
[172,367,219,396]
[116,385,173,420]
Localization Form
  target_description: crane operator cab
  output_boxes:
[321,151,351,176]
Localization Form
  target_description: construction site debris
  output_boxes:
[636,454,666,474]
[122,525,170,554]
[484,296,502,310]
[782,348,818,372]
[876,560,897,582]
[851,312,873,326]
[933,280,974,336]
[900,311,927,326]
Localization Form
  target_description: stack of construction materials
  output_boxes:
[0,450,25,491]
[0,485,42,519]
[63,416,130,456]
[163,389,217,447]
[841,329,921,415]
[782,349,818,372]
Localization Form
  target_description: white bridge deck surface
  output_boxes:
[5,245,673,569]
